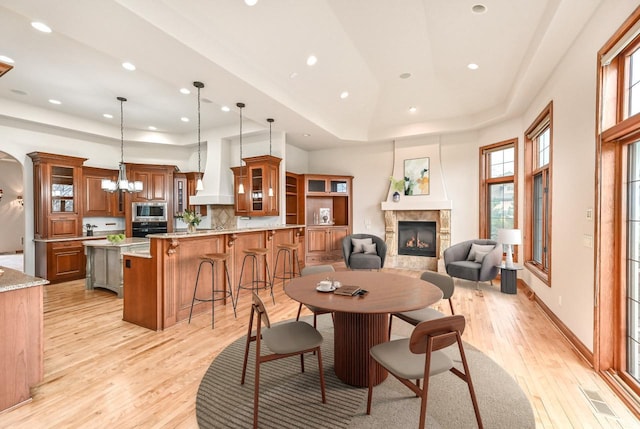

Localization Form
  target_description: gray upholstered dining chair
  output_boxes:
[342,233,387,270]
[388,270,455,335]
[296,264,335,328]
[241,292,326,429]
[367,315,483,429]
[443,239,502,289]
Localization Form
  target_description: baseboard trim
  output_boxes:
[599,370,640,419]
[518,279,594,366]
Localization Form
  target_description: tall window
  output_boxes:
[480,140,517,241]
[596,7,640,401]
[524,103,552,283]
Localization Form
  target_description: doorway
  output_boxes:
[0,151,25,272]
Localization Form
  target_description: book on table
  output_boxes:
[333,285,361,296]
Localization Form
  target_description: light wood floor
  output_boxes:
[1,267,639,428]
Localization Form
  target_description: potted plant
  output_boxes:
[389,176,404,202]
[179,208,201,233]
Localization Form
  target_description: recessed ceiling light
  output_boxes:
[245,0,258,5]
[221,106,231,112]
[148,126,157,131]
[409,106,417,113]
[122,62,136,71]
[399,72,412,79]
[31,21,52,33]
[340,91,349,99]
[471,4,487,14]
[180,88,190,95]
[10,89,27,95]
[306,55,318,66]
[467,63,479,70]
[0,55,15,64]
[289,72,298,79]
[181,117,189,122]
[103,113,113,119]
[49,99,61,105]
[303,133,311,137]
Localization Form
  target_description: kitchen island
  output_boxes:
[83,238,149,297]
[122,225,305,330]
[0,267,48,412]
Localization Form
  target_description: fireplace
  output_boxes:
[398,221,436,257]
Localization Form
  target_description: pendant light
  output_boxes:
[267,118,274,197]
[194,81,204,191]
[237,102,245,195]
[102,97,143,193]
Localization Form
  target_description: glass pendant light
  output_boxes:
[194,81,204,191]
[102,97,143,193]
[237,102,245,194]
[267,118,274,197]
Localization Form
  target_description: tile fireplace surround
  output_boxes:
[383,208,451,271]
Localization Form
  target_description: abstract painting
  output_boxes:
[404,157,430,195]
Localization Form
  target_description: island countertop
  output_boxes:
[82,237,149,247]
[146,224,305,239]
[0,266,49,293]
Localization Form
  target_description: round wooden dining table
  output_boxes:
[284,270,443,387]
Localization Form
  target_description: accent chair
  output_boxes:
[443,239,502,289]
[342,234,387,270]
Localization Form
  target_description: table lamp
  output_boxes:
[497,228,522,268]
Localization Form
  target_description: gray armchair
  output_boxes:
[342,234,387,270]
[443,239,502,289]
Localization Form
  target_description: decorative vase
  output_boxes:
[187,223,197,234]
[392,191,401,202]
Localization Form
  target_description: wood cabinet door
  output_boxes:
[83,171,114,216]
[329,226,349,252]
[174,175,187,215]
[149,172,167,201]
[307,228,329,253]
[48,241,85,283]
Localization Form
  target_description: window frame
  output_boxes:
[524,102,553,285]
[479,139,518,245]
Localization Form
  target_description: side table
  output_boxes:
[499,263,523,294]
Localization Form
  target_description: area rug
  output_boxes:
[196,319,534,429]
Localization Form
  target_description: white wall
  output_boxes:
[0,158,25,253]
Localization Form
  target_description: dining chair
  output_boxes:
[388,270,454,336]
[367,315,483,429]
[295,264,335,328]
[241,292,326,429]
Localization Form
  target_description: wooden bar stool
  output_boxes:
[189,253,236,329]
[272,242,301,288]
[236,248,274,307]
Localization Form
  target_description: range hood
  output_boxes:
[188,139,235,206]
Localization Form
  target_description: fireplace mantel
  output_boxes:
[381,199,452,211]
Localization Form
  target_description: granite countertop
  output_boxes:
[0,266,49,293]
[147,224,305,239]
[82,237,149,247]
[34,230,126,243]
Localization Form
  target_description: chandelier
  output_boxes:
[194,81,204,191]
[267,118,274,197]
[102,96,143,193]
[237,102,245,194]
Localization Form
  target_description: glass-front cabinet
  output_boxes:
[231,155,281,217]
[28,152,87,239]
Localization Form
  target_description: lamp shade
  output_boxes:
[497,228,522,245]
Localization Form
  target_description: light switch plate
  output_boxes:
[586,208,593,221]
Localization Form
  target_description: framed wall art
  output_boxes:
[404,157,430,195]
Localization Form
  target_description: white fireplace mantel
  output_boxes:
[381,199,452,211]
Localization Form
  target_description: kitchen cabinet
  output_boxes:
[28,152,87,239]
[82,166,124,217]
[303,174,353,265]
[174,172,207,216]
[128,164,175,202]
[306,225,348,264]
[34,238,98,284]
[231,155,281,217]
[285,172,304,225]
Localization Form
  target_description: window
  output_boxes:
[524,103,552,283]
[596,7,640,401]
[479,140,517,242]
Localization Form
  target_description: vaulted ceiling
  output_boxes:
[0,0,602,150]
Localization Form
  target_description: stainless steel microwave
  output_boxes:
[132,202,168,222]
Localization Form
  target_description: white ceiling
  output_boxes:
[0,0,602,151]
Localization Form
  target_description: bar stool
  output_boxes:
[272,242,301,288]
[236,248,274,307]
[189,253,236,329]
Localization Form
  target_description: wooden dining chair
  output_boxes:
[389,270,455,336]
[295,264,335,328]
[241,292,326,429]
[367,315,483,429]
